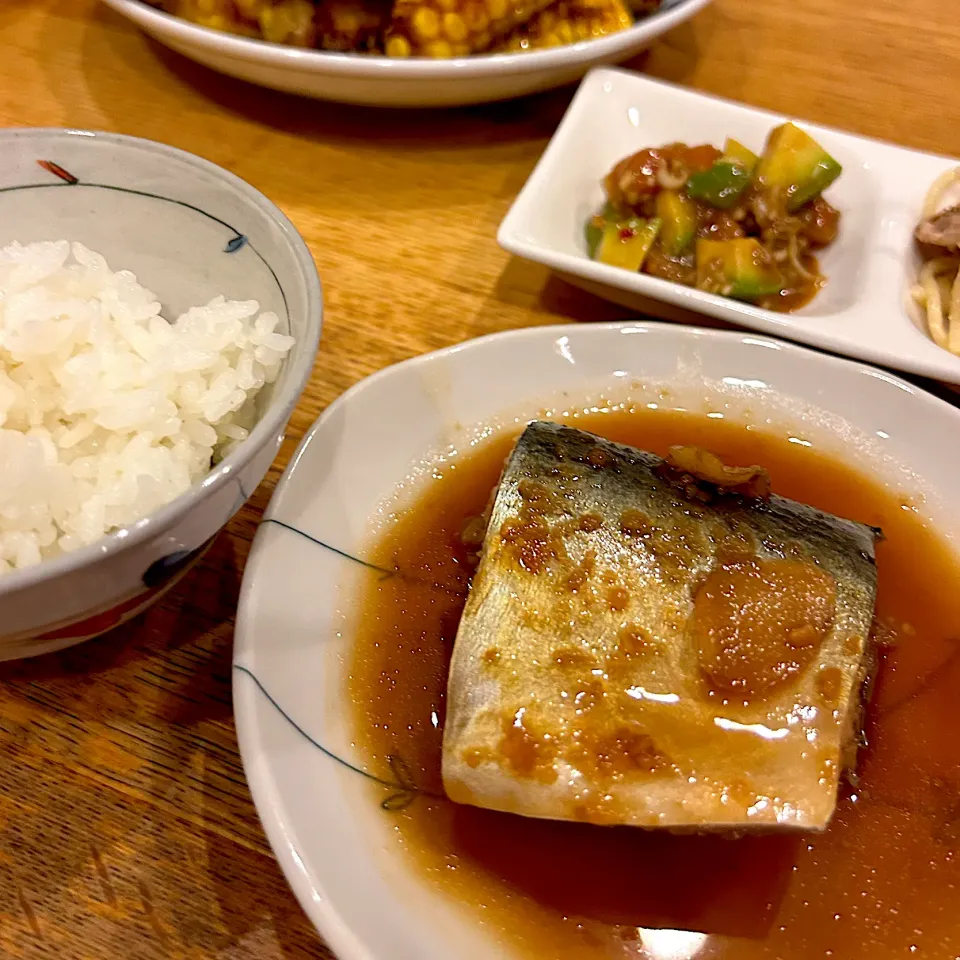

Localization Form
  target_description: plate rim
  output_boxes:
[233,319,960,960]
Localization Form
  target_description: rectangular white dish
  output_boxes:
[498,67,960,384]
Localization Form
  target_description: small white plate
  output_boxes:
[234,321,960,960]
[498,67,960,384]
[99,0,710,108]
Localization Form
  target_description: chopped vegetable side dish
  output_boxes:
[587,123,843,312]
[145,0,660,55]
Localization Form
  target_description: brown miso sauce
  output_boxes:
[347,407,960,959]
[756,255,823,313]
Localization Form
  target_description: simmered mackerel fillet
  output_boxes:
[442,422,880,831]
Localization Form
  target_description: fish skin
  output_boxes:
[442,421,879,832]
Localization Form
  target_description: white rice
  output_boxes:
[0,240,295,576]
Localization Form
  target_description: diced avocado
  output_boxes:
[596,218,662,272]
[722,138,759,172]
[584,201,620,258]
[656,191,697,255]
[686,162,752,209]
[695,238,784,301]
[754,122,842,212]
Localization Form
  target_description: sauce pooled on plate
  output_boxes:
[348,406,960,959]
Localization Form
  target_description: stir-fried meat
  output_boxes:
[696,205,745,240]
[606,143,721,212]
[644,248,698,286]
[605,148,666,209]
[798,196,841,248]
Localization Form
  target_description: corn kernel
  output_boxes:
[386,34,413,54]
[388,0,556,54]
[412,6,441,39]
[442,12,469,42]
[495,0,632,52]
[463,3,489,32]
[259,0,315,45]
[234,0,267,17]
[425,39,453,55]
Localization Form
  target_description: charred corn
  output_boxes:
[316,0,391,51]
[496,0,632,51]
[159,0,315,46]
[385,0,556,57]
[157,0,258,36]
[257,0,317,45]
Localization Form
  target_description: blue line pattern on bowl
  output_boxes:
[261,517,467,596]
[234,515,468,811]
[234,664,426,811]
[224,234,249,254]
[142,535,217,589]
[0,160,286,321]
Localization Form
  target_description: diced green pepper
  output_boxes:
[596,217,662,272]
[754,122,842,212]
[722,138,759,172]
[656,191,697,256]
[686,161,752,209]
[695,238,784,301]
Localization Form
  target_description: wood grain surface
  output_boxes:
[0,1,957,957]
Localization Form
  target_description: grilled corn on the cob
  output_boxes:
[158,0,316,45]
[385,0,556,56]
[155,0,257,36]
[154,0,663,53]
[496,0,632,51]
[259,0,317,43]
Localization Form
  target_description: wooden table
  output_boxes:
[0,1,957,957]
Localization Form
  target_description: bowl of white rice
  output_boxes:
[0,128,321,659]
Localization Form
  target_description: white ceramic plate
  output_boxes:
[498,67,960,384]
[234,320,960,960]
[99,0,710,107]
